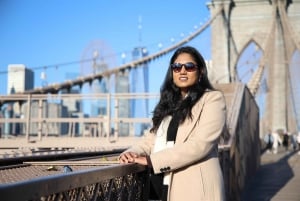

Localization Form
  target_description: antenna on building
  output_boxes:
[138,15,143,45]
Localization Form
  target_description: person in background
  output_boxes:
[290,132,297,151]
[282,131,290,152]
[264,129,274,153]
[119,46,226,201]
[297,132,300,154]
[272,130,282,154]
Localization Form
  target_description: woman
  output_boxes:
[119,46,226,201]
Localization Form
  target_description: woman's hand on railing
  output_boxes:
[119,152,137,164]
[118,152,148,166]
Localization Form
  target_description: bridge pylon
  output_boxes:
[208,0,300,135]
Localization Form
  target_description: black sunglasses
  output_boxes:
[170,62,198,73]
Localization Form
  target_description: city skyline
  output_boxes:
[0,0,211,95]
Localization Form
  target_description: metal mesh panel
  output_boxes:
[0,165,104,184]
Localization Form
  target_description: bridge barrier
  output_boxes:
[0,162,148,201]
[217,83,260,201]
[0,148,230,201]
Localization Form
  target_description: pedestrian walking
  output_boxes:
[263,130,274,153]
[297,132,300,154]
[290,132,297,151]
[282,131,289,152]
[272,130,282,154]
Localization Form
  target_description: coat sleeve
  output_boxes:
[121,130,156,156]
[150,91,226,174]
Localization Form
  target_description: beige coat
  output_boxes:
[125,90,226,201]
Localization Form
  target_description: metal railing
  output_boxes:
[0,93,159,142]
[0,163,148,201]
[0,148,230,201]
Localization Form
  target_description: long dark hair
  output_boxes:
[150,46,214,133]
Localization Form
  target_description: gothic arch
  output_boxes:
[234,40,263,83]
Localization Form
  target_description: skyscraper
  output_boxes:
[131,47,149,136]
[7,64,34,94]
[90,62,109,117]
[62,72,82,114]
[115,70,130,136]
[5,64,34,136]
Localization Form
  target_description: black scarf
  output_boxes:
[166,95,193,142]
[166,111,181,142]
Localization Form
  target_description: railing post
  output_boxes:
[38,99,43,141]
[26,94,31,142]
[113,96,119,142]
[106,93,111,142]
[68,122,73,137]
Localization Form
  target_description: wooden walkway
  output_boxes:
[241,147,300,201]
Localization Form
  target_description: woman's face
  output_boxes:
[172,53,199,97]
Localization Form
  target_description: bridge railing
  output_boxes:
[0,162,148,201]
[0,148,230,201]
[0,93,159,141]
[216,83,260,201]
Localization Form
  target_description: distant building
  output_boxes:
[61,72,83,136]
[113,46,150,136]
[61,72,82,114]
[22,101,69,136]
[3,104,13,136]
[115,69,130,136]
[7,64,34,94]
[91,62,109,117]
[5,64,34,135]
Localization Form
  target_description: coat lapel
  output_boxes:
[176,93,206,143]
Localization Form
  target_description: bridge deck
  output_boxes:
[0,136,139,158]
[242,147,300,201]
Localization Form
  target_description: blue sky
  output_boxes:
[0,0,211,95]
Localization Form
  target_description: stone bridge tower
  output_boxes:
[208,0,300,134]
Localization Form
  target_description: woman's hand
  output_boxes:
[119,152,137,164]
[119,152,148,165]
